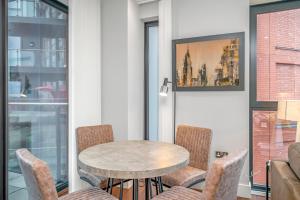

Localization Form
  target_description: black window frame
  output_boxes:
[0,0,69,199]
[250,0,300,191]
[1,0,8,199]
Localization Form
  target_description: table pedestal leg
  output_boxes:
[119,180,124,200]
[145,178,150,200]
[133,179,139,200]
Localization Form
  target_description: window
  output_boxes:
[145,21,159,141]
[250,1,300,189]
[7,0,68,199]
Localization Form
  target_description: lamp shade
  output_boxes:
[159,85,168,96]
[277,100,300,121]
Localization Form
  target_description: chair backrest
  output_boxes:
[16,149,58,200]
[203,149,248,200]
[176,125,212,170]
[76,124,114,154]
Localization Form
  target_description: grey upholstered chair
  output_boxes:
[162,125,212,188]
[76,124,120,189]
[16,148,117,200]
[152,149,248,200]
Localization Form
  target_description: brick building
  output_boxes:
[253,9,300,185]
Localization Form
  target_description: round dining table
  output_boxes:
[78,140,190,200]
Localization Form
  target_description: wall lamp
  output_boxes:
[160,78,172,96]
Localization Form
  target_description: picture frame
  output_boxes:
[172,32,245,91]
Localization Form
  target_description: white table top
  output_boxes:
[78,140,190,179]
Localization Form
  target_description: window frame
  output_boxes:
[0,0,69,198]
[250,0,300,191]
[1,0,8,199]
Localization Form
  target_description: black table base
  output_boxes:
[106,177,164,200]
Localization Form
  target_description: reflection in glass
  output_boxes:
[252,111,296,186]
[7,1,68,199]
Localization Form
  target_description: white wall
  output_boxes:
[102,0,144,141]
[69,0,102,192]
[139,1,159,22]
[172,0,250,197]
[128,0,145,140]
[158,0,173,143]
[101,0,129,141]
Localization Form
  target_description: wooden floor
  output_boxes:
[109,181,266,200]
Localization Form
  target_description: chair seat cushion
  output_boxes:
[152,186,204,200]
[79,169,107,187]
[79,169,122,189]
[162,166,206,187]
[59,187,117,200]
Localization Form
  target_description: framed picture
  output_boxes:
[172,32,245,91]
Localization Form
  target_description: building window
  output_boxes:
[7,0,68,199]
[250,1,300,189]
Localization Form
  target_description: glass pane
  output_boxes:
[252,110,296,186]
[256,9,300,101]
[7,1,68,199]
[148,25,159,141]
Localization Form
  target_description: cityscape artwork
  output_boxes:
[173,32,244,91]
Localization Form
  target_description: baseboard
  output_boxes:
[237,183,251,198]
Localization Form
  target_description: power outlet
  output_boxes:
[215,151,228,158]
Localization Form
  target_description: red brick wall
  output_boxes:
[257,9,300,101]
[253,9,300,186]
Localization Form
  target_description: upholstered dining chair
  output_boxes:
[76,124,120,189]
[152,149,248,200]
[16,148,117,200]
[162,125,212,188]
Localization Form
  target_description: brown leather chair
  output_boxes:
[152,149,248,200]
[16,148,117,200]
[76,124,120,189]
[270,142,300,200]
[162,125,212,188]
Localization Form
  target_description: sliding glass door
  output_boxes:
[250,1,300,190]
[6,0,68,199]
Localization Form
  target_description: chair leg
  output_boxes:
[158,177,163,193]
[154,178,159,195]
[106,178,110,192]
[119,180,124,200]
[266,160,270,200]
